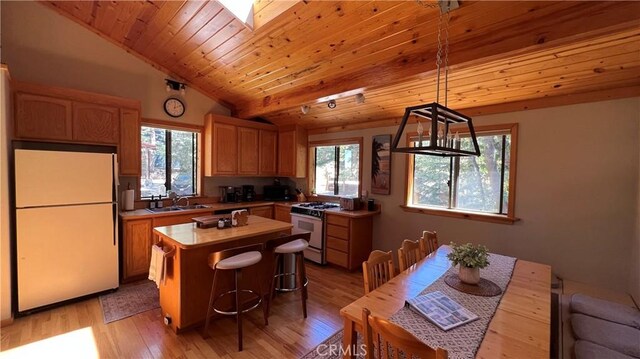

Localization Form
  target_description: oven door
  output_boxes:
[290,213,325,265]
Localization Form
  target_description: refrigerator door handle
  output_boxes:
[112,203,117,246]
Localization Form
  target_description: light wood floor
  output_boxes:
[0,263,364,358]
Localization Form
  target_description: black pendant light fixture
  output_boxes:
[391,1,480,157]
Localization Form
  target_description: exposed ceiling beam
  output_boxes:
[235,1,640,119]
[306,84,640,135]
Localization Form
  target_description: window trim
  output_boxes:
[403,123,519,224]
[308,137,363,199]
[140,119,204,199]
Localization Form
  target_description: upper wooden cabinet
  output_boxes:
[278,125,307,178]
[204,114,279,177]
[15,93,73,141]
[72,102,119,144]
[238,127,259,175]
[119,109,141,176]
[12,81,141,176]
[259,130,278,176]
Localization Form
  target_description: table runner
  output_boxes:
[389,252,517,359]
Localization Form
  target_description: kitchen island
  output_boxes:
[153,215,292,333]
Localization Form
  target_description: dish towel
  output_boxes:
[148,244,166,288]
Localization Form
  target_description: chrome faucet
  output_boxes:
[167,191,189,208]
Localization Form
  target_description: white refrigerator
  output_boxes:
[14,147,119,314]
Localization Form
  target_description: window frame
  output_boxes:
[139,118,203,199]
[402,123,519,224]
[308,137,363,199]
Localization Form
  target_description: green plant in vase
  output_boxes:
[447,242,489,285]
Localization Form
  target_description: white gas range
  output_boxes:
[290,202,340,264]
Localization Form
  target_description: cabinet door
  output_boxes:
[250,206,273,219]
[237,127,259,175]
[15,93,73,141]
[119,108,141,176]
[123,219,153,280]
[274,205,291,223]
[213,123,237,174]
[259,130,277,176]
[278,130,295,176]
[73,102,120,144]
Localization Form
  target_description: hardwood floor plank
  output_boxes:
[0,264,363,357]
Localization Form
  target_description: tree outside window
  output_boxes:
[408,124,517,221]
[141,126,198,198]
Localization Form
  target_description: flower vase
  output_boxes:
[459,266,480,285]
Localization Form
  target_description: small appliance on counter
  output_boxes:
[263,185,292,201]
[339,196,362,211]
[242,185,255,201]
[226,186,237,202]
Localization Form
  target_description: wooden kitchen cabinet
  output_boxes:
[122,218,153,281]
[259,130,278,175]
[204,114,278,176]
[15,93,73,141]
[250,205,274,219]
[119,108,141,176]
[274,205,291,223]
[278,125,307,178]
[238,127,259,175]
[325,213,373,271]
[72,102,120,144]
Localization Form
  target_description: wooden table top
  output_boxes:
[153,215,293,249]
[340,246,551,358]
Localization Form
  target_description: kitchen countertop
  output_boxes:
[119,200,380,220]
[120,201,298,220]
[153,215,293,249]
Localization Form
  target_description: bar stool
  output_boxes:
[202,243,267,351]
[266,232,311,319]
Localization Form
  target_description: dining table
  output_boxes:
[339,245,551,358]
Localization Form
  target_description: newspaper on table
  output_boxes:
[405,291,479,331]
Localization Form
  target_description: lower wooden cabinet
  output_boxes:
[121,213,206,282]
[250,205,274,219]
[122,218,153,281]
[325,213,373,271]
[274,205,291,223]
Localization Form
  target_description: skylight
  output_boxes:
[219,0,254,30]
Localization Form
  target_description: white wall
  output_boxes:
[0,1,230,126]
[310,98,640,293]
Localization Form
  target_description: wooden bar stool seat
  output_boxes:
[267,232,311,318]
[202,244,268,352]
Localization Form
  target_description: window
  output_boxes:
[309,138,362,197]
[405,124,518,223]
[140,125,199,198]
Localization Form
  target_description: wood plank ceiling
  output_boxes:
[44,1,640,131]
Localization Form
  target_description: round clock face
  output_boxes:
[164,98,185,118]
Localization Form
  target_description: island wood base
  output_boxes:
[153,217,292,333]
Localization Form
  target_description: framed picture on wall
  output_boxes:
[372,134,391,195]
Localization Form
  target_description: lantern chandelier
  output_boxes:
[391,0,480,157]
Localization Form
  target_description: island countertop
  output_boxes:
[153,215,293,249]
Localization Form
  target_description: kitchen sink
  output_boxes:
[146,207,184,213]
[145,204,210,213]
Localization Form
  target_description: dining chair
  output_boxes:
[362,250,395,294]
[362,308,448,359]
[419,230,439,258]
[398,239,424,272]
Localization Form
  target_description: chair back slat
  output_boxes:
[419,230,439,257]
[362,250,395,294]
[398,239,424,272]
[362,307,448,359]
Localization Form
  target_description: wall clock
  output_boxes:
[164,98,185,118]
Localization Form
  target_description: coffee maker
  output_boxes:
[242,185,255,202]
